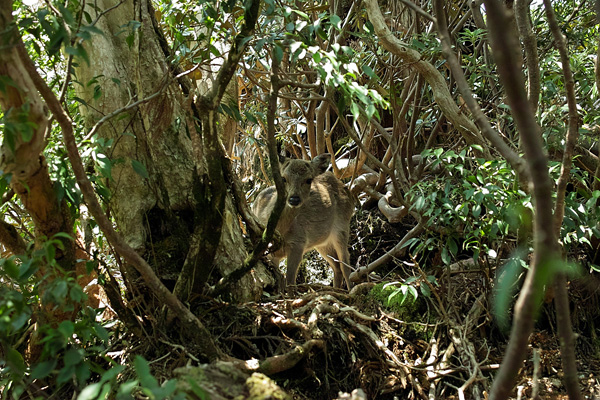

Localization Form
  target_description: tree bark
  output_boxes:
[73,0,267,302]
[0,4,74,267]
[483,3,560,399]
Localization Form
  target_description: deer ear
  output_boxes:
[312,154,331,174]
[278,155,289,167]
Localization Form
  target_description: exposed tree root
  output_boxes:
[136,269,600,399]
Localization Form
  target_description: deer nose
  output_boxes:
[288,196,301,206]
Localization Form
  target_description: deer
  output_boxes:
[252,154,355,290]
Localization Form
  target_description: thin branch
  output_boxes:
[483,2,559,399]
[432,0,529,183]
[515,0,541,113]
[83,77,171,142]
[543,0,583,398]
[364,0,489,152]
[16,29,223,361]
[210,49,286,297]
[399,0,436,22]
[349,222,424,283]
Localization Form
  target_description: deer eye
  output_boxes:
[282,177,287,183]
[306,178,313,185]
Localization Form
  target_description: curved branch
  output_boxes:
[17,30,223,361]
[515,0,541,113]
[483,2,560,399]
[233,339,325,375]
[349,222,424,283]
[364,0,489,153]
[432,0,529,183]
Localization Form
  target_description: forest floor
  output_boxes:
[135,275,600,399]
[127,210,600,399]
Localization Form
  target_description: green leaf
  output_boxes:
[93,323,109,343]
[413,196,426,211]
[292,9,309,19]
[53,232,74,241]
[330,14,341,30]
[470,144,484,153]
[441,247,450,265]
[93,85,102,100]
[6,347,26,376]
[273,44,284,64]
[362,65,377,79]
[116,381,139,400]
[2,258,20,280]
[58,320,75,338]
[135,356,157,388]
[45,243,56,261]
[350,102,360,121]
[11,311,30,332]
[407,286,418,302]
[76,365,91,385]
[78,382,102,400]
[64,348,83,367]
[31,359,57,380]
[187,378,210,400]
[447,237,458,256]
[131,160,149,179]
[493,251,527,330]
[57,365,75,384]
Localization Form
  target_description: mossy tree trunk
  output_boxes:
[74,0,267,304]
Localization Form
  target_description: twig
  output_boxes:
[531,348,541,400]
[346,317,428,400]
[83,78,170,142]
[350,222,425,284]
[543,1,583,398]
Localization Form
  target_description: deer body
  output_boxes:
[252,154,354,289]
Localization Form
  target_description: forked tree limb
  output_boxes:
[482,2,560,399]
[432,0,529,184]
[364,0,490,155]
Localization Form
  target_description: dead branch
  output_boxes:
[234,339,325,375]
[350,222,425,284]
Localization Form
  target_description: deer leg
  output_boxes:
[285,244,305,287]
[333,234,353,290]
[338,247,353,290]
[317,246,344,288]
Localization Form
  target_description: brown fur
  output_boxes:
[252,154,354,289]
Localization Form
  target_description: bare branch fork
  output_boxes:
[481,2,571,399]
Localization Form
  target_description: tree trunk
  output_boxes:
[74,0,269,303]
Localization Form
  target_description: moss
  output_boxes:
[245,373,290,400]
[368,282,433,340]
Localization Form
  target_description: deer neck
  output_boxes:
[276,203,303,234]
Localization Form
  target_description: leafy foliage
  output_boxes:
[405,147,531,265]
